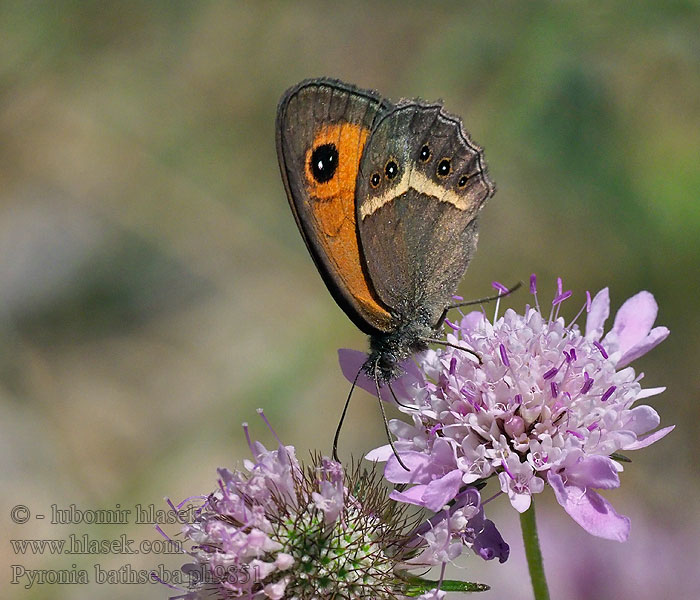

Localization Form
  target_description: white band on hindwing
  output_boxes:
[360,170,475,219]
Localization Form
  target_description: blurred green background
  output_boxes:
[1,2,698,599]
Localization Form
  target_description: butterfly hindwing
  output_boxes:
[355,102,494,326]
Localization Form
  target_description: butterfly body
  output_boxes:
[276,78,493,382]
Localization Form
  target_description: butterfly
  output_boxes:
[276,78,497,463]
[277,76,495,372]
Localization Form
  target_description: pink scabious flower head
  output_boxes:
[343,276,673,543]
[168,410,490,600]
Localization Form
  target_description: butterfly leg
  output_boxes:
[332,366,362,463]
[386,380,414,409]
[447,281,522,309]
[420,337,483,365]
[374,364,410,471]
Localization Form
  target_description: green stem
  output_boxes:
[519,499,550,600]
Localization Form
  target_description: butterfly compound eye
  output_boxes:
[385,159,399,180]
[370,172,381,188]
[310,143,339,183]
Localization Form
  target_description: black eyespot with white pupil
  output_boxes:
[437,158,451,177]
[385,159,398,180]
[310,143,338,183]
[458,175,469,188]
[370,172,381,188]
[419,145,431,161]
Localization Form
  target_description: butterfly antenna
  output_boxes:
[421,337,483,365]
[448,281,522,309]
[333,365,362,463]
[374,364,410,472]
[386,380,413,409]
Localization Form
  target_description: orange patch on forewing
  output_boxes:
[304,123,367,203]
[304,122,392,329]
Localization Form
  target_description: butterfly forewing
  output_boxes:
[276,79,394,334]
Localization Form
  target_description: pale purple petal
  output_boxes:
[623,425,675,450]
[390,485,429,506]
[390,470,464,512]
[617,326,670,368]
[430,438,459,470]
[607,291,658,356]
[264,579,287,599]
[564,455,620,490]
[623,405,660,435]
[585,288,610,340]
[548,471,630,541]
[384,451,439,484]
[498,471,532,512]
[461,310,486,331]
[365,444,393,462]
[338,348,376,395]
[636,386,666,400]
[420,469,464,511]
[406,487,481,543]
[275,553,294,570]
[609,430,638,449]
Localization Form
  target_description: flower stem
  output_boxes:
[520,500,550,600]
